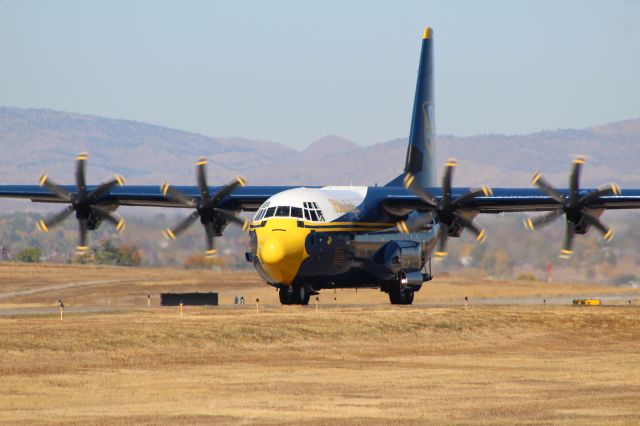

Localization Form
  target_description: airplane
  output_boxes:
[2,26,640,305]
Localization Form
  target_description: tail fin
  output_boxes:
[387,27,435,187]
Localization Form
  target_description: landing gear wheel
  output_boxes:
[293,284,310,305]
[299,286,310,305]
[279,287,294,305]
[388,284,414,305]
[279,285,311,305]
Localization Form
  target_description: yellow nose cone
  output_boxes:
[261,237,286,265]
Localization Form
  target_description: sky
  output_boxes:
[1,0,639,149]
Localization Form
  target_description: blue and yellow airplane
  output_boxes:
[2,27,640,305]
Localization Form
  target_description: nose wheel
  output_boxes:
[279,284,311,305]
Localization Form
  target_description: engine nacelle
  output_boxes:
[374,240,426,291]
[398,270,425,288]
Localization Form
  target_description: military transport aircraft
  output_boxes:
[2,27,639,305]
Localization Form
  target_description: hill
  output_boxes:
[1,107,639,189]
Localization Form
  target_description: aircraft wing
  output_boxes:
[0,184,293,211]
[383,187,640,213]
[381,162,640,256]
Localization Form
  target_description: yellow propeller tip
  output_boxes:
[36,220,49,233]
[396,221,410,234]
[403,174,415,189]
[559,249,573,259]
[115,175,126,186]
[434,251,448,257]
[161,182,170,196]
[75,246,89,255]
[531,172,542,184]
[76,152,89,161]
[603,229,614,241]
[236,176,247,187]
[611,184,621,196]
[523,218,535,231]
[163,229,176,240]
[38,174,48,187]
[482,185,493,197]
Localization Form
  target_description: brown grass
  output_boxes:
[1,263,639,308]
[0,264,639,424]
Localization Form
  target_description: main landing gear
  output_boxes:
[278,284,311,305]
[388,282,415,305]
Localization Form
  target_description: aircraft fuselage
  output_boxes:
[247,187,437,298]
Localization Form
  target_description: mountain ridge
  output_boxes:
[1,107,639,190]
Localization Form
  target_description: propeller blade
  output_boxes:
[396,213,432,234]
[76,217,89,255]
[160,182,196,207]
[88,175,126,202]
[531,172,565,204]
[208,176,247,209]
[36,205,75,233]
[442,158,457,197]
[523,209,564,231]
[39,174,71,202]
[581,211,614,241]
[454,213,486,243]
[91,206,126,233]
[403,173,437,207]
[204,221,217,257]
[579,183,621,205]
[434,227,448,257]
[452,186,493,209]
[559,222,575,259]
[213,208,250,231]
[569,156,585,193]
[163,211,199,240]
[75,152,88,194]
[196,158,210,200]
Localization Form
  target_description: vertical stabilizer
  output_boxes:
[387,27,435,187]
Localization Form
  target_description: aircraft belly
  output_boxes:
[294,228,438,289]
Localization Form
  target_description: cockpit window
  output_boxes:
[258,203,324,221]
[302,201,325,222]
[275,206,290,217]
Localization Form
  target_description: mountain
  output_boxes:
[1,107,640,192]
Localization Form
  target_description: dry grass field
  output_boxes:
[0,264,639,425]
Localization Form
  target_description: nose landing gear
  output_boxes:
[278,284,311,305]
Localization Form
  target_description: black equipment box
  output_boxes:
[160,292,219,306]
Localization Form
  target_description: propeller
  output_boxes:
[36,152,126,255]
[524,156,619,258]
[399,158,492,257]
[161,157,249,257]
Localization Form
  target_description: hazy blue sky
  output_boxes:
[1,0,639,148]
